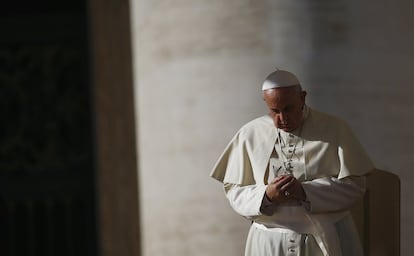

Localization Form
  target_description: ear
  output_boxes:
[300,91,307,103]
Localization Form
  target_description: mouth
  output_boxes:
[278,124,294,131]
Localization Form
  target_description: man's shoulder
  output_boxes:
[308,108,347,126]
[236,115,275,139]
[306,108,352,138]
[241,115,273,130]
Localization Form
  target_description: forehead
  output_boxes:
[263,87,301,106]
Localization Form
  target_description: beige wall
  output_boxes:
[130,0,414,255]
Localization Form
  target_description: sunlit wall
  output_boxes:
[130,1,414,255]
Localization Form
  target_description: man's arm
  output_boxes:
[301,175,366,213]
[224,183,268,219]
[224,176,296,218]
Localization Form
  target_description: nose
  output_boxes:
[278,112,288,124]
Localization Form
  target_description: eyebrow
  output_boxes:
[271,105,294,113]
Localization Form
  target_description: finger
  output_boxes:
[280,178,296,191]
[275,175,294,189]
[269,176,285,184]
[269,174,290,184]
[281,177,301,193]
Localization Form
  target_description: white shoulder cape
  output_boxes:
[210,108,374,185]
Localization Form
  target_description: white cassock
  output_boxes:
[210,107,374,256]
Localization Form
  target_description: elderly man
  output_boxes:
[210,70,374,256]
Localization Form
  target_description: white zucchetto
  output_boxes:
[262,70,301,91]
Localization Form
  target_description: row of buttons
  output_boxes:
[286,235,298,255]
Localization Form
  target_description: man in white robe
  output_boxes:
[210,70,374,256]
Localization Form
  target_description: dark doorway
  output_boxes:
[0,1,97,255]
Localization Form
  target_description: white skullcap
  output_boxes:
[262,69,301,91]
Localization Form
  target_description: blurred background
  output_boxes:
[1,0,413,255]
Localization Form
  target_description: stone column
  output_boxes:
[89,0,141,255]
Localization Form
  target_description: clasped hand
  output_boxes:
[265,175,306,203]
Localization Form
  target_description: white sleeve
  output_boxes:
[224,183,273,219]
[301,175,366,213]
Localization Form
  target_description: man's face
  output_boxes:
[263,87,307,132]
